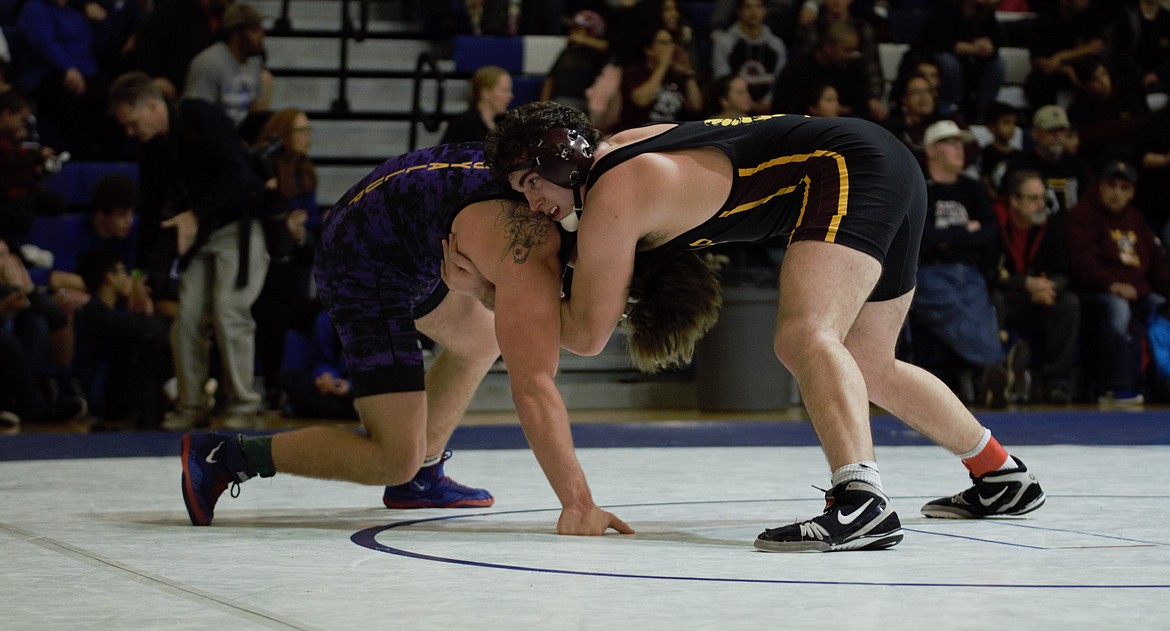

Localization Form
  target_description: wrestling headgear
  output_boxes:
[509,127,593,189]
[508,127,594,230]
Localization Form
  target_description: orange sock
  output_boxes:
[961,432,1011,477]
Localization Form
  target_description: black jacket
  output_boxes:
[137,98,263,285]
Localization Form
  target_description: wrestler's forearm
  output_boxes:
[558,298,612,356]
[511,382,595,512]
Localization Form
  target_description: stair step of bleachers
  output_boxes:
[250,0,412,33]
[266,36,436,71]
[271,75,463,113]
[302,117,441,157]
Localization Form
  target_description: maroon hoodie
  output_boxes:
[1063,192,1170,299]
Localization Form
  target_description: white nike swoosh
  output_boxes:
[205,443,223,464]
[837,498,875,525]
[979,488,1009,507]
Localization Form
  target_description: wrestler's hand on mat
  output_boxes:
[557,504,635,536]
[442,232,495,308]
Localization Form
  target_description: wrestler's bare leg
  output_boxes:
[415,291,502,459]
[773,240,881,470]
[270,292,498,485]
[845,290,987,455]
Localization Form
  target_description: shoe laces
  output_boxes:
[798,520,831,540]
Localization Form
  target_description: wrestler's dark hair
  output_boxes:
[486,101,601,182]
[619,248,723,374]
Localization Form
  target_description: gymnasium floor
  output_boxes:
[2,410,1168,630]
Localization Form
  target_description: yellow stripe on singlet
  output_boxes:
[343,161,489,206]
[721,150,849,243]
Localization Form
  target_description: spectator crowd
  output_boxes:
[4,0,1170,434]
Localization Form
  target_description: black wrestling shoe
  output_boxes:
[921,456,1046,519]
[755,481,903,552]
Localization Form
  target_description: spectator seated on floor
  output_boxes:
[279,310,357,420]
[0,236,87,425]
[22,174,146,309]
[73,249,170,429]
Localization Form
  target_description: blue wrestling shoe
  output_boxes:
[754,481,903,552]
[383,450,494,509]
[181,433,255,526]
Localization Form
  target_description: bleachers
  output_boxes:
[21,3,1136,414]
[451,34,554,108]
[42,162,139,209]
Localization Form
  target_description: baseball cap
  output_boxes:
[223,3,264,31]
[923,119,974,148]
[1100,159,1138,184]
[1032,104,1070,131]
[566,10,606,39]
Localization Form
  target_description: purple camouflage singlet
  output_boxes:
[313,143,511,396]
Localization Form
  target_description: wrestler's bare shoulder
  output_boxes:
[596,124,728,180]
[595,124,677,160]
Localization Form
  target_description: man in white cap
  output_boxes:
[912,119,1023,408]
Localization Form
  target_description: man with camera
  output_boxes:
[109,71,269,430]
[0,90,68,246]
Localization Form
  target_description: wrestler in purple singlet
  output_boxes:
[313,143,514,396]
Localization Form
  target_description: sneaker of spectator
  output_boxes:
[0,409,19,434]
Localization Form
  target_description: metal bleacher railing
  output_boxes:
[409,51,447,151]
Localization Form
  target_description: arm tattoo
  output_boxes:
[495,202,550,264]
